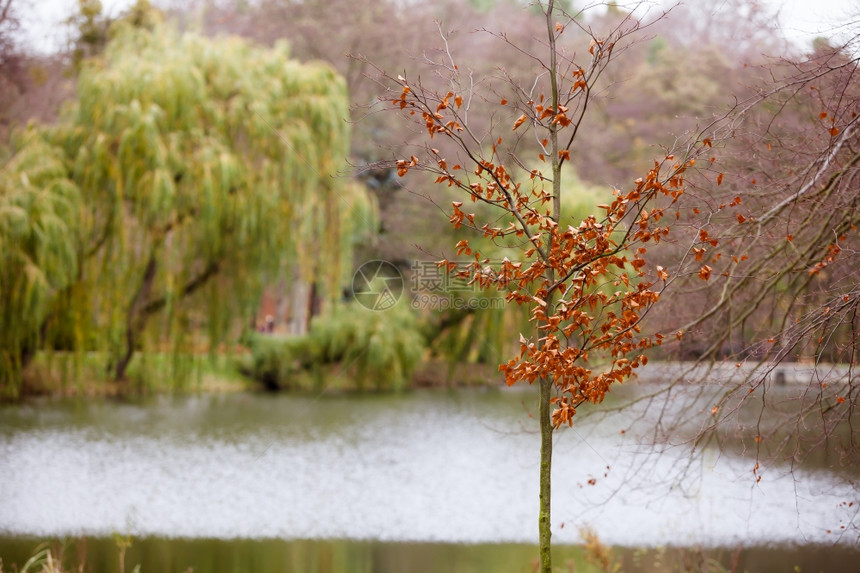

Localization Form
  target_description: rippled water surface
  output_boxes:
[0,387,856,549]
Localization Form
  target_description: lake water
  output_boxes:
[0,386,857,570]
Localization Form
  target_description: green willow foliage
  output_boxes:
[0,20,374,394]
[308,301,425,391]
[245,300,425,392]
[0,136,80,396]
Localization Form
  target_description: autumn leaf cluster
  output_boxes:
[392,73,700,427]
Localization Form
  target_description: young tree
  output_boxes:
[378,1,712,568]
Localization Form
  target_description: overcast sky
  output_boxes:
[11,0,859,55]
[761,0,857,44]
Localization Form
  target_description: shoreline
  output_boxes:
[13,352,855,402]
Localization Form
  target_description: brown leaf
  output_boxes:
[512,114,528,131]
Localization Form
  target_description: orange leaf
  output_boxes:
[559,149,570,161]
[455,95,463,108]
[512,114,528,131]
[830,127,840,136]
[717,173,724,185]
[500,99,508,105]
[698,265,713,281]
[737,213,746,223]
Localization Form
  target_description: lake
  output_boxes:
[0,385,857,571]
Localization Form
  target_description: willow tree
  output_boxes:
[0,135,80,397]
[38,12,372,383]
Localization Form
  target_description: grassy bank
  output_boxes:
[16,349,505,400]
[20,351,252,398]
[3,535,859,573]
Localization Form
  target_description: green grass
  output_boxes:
[21,349,253,397]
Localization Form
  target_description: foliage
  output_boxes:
[0,537,140,573]
[244,300,425,391]
[19,349,249,396]
[0,134,79,398]
[59,16,367,382]
[579,527,620,573]
[0,5,373,395]
[423,166,614,369]
[66,0,113,68]
[242,333,311,390]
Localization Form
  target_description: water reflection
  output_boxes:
[0,388,855,547]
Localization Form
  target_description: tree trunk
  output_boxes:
[540,2,560,569]
[115,253,158,381]
[287,269,312,335]
[538,375,553,572]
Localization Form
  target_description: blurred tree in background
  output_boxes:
[0,0,374,395]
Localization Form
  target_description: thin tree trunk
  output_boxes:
[539,2,560,570]
[538,375,553,572]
